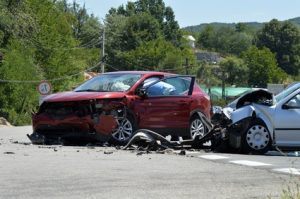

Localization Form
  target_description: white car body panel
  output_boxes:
[273,88,300,147]
[228,105,255,124]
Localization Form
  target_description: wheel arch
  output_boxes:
[190,109,208,120]
[124,107,138,129]
[252,110,275,142]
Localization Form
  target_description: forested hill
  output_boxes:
[183,17,300,33]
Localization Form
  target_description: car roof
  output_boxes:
[103,71,174,76]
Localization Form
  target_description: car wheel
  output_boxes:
[110,115,136,145]
[242,120,271,154]
[190,114,206,139]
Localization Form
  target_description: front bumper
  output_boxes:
[30,114,118,145]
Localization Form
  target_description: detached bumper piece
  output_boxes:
[27,130,110,146]
[27,132,46,145]
[122,112,248,153]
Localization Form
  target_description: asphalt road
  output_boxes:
[1,126,300,199]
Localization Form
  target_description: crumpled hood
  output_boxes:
[44,91,126,102]
[227,89,273,109]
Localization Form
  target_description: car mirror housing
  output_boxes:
[282,104,291,109]
[137,88,147,98]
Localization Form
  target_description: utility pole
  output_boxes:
[185,58,189,75]
[214,68,227,100]
[101,22,105,73]
[221,70,225,99]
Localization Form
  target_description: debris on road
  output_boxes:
[38,145,61,149]
[104,151,113,155]
[4,151,15,154]
[11,140,32,145]
[136,151,147,156]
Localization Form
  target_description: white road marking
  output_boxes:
[186,151,202,154]
[229,160,271,167]
[273,168,300,175]
[199,154,229,160]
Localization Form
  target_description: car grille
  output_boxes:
[39,101,93,119]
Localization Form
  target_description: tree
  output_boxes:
[197,26,253,55]
[242,46,287,87]
[219,56,248,86]
[196,61,221,87]
[256,19,300,75]
[108,0,182,46]
[68,1,101,48]
[0,0,100,124]
[0,0,36,48]
[104,3,188,72]
[0,39,41,125]
[163,6,181,46]
[235,23,248,32]
[120,12,162,51]
[196,25,215,49]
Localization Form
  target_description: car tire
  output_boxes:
[242,120,271,154]
[190,114,206,139]
[109,114,137,145]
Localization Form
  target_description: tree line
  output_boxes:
[0,0,101,124]
[194,20,300,88]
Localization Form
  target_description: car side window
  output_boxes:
[135,76,161,95]
[142,77,160,88]
[286,93,300,108]
[147,77,191,97]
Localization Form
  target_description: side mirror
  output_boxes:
[282,104,291,110]
[137,88,147,98]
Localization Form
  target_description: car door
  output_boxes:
[274,92,300,147]
[136,76,195,131]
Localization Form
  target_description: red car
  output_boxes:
[30,71,211,145]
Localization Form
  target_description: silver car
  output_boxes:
[222,82,300,154]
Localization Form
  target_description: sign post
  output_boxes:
[37,81,52,105]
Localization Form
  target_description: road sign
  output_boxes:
[37,81,51,95]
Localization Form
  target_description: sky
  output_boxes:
[70,0,300,27]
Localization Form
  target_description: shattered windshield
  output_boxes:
[74,74,142,92]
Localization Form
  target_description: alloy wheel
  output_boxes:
[190,118,205,139]
[112,118,133,141]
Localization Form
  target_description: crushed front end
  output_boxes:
[29,99,127,145]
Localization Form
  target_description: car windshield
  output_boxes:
[275,83,300,103]
[74,74,142,92]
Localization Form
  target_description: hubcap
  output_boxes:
[112,118,133,141]
[190,118,205,139]
[246,125,270,150]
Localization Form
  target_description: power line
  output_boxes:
[79,38,101,48]
[105,63,119,71]
[0,61,102,84]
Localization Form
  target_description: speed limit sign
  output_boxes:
[37,81,51,95]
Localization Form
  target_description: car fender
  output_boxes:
[229,105,255,124]
[229,104,275,141]
[251,104,275,141]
